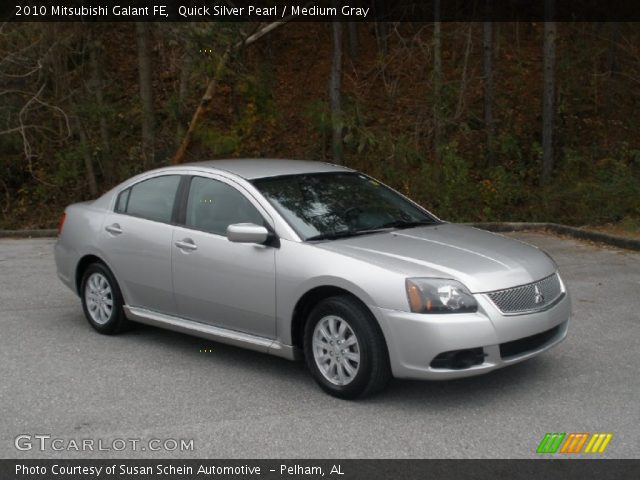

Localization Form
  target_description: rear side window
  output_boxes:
[123,175,181,223]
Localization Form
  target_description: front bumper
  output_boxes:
[371,289,571,380]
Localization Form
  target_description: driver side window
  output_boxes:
[185,177,264,235]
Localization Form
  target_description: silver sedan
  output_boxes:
[55,159,570,398]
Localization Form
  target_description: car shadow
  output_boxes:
[124,321,310,375]
[117,320,555,409]
[376,359,550,407]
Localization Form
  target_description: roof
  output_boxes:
[181,159,352,180]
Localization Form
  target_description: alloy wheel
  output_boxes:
[312,315,361,386]
[84,272,114,325]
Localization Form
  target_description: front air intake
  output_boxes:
[430,348,486,370]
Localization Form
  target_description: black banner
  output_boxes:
[2,459,640,480]
[3,0,640,22]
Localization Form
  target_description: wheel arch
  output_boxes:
[75,254,112,295]
[290,285,387,354]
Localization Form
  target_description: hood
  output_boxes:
[315,223,556,293]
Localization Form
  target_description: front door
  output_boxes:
[171,175,277,338]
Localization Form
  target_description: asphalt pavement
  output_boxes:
[0,232,638,458]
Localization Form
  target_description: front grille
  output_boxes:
[499,325,562,359]
[487,273,562,314]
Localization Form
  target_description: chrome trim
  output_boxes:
[123,305,301,361]
[486,291,566,316]
[484,272,565,316]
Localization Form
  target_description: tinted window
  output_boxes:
[185,177,264,235]
[126,175,180,223]
[253,172,436,240]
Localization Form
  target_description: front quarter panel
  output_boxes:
[275,239,409,345]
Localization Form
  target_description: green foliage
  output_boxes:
[305,100,331,137]
[193,63,277,157]
[234,66,276,138]
[342,97,377,156]
[620,216,640,232]
[434,142,478,221]
[194,128,241,156]
[545,152,640,225]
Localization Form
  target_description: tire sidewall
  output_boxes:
[303,296,378,399]
[80,263,125,334]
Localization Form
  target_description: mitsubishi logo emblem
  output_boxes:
[534,285,545,304]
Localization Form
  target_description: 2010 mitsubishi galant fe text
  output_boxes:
[55,159,571,398]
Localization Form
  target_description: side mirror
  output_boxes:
[226,223,269,244]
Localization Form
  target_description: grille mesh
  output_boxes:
[487,273,562,314]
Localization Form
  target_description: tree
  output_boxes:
[373,0,388,56]
[348,22,359,61]
[604,22,620,113]
[432,0,442,164]
[483,6,495,166]
[136,22,155,169]
[542,1,557,184]
[88,30,113,184]
[76,118,98,197]
[329,20,343,164]
[455,23,473,119]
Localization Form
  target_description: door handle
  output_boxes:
[175,239,197,251]
[105,223,123,235]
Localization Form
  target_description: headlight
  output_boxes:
[405,278,478,313]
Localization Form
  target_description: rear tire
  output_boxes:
[80,263,129,334]
[303,295,391,399]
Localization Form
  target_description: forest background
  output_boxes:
[1,21,639,232]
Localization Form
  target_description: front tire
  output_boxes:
[303,296,391,399]
[80,263,129,334]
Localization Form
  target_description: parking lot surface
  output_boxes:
[1,232,638,458]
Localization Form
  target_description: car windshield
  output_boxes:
[252,172,439,240]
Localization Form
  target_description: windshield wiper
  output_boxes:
[306,219,438,241]
[377,220,438,230]
[306,228,389,241]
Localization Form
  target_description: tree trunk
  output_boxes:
[606,22,620,76]
[136,22,155,169]
[177,50,192,141]
[77,119,98,197]
[604,22,620,113]
[542,9,556,184]
[432,0,442,164]
[348,22,359,61]
[178,52,191,115]
[455,23,473,119]
[89,34,113,184]
[483,18,495,166]
[374,0,387,56]
[330,19,343,164]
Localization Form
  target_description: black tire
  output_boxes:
[80,262,129,334]
[303,295,391,399]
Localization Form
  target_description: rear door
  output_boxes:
[99,174,181,314]
[171,175,277,338]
